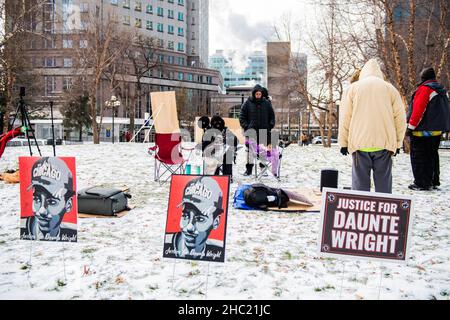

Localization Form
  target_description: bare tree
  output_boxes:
[74,6,131,144]
[122,34,159,138]
[0,0,47,132]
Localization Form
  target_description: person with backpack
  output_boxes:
[239,84,276,176]
[407,67,450,191]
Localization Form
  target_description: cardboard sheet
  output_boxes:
[195,117,245,145]
[268,188,322,212]
[79,205,136,219]
[151,91,180,134]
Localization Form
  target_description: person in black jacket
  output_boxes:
[240,84,276,176]
[407,67,450,191]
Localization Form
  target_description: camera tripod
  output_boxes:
[9,89,42,157]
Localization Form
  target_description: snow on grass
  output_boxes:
[0,143,449,300]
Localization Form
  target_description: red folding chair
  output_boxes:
[149,133,193,183]
[0,127,23,160]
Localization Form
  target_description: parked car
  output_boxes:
[312,136,338,145]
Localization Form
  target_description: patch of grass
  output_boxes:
[57,279,67,287]
[440,290,450,297]
[187,269,201,277]
[148,284,159,291]
[282,251,293,260]
[81,248,97,255]
[314,285,335,292]
[274,288,283,297]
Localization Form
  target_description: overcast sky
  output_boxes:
[209,0,316,68]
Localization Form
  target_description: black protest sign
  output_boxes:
[318,189,414,263]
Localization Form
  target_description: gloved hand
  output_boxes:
[405,128,413,137]
[340,147,349,156]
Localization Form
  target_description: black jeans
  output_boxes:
[410,135,441,188]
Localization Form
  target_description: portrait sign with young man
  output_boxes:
[19,157,77,243]
[163,175,230,263]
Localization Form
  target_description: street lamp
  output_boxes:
[105,95,121,144]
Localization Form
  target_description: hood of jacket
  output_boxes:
[251,84,264,100]
[422,80,447,95]
[359,59,385,81]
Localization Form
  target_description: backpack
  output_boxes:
[243,184,290,210]
[233,184,254,210]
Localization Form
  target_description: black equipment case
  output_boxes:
[77,187,131,216]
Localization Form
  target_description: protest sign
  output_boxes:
[163,175,230,263]
[318,188,414,263]
[19,157,77,243]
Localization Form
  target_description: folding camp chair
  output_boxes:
[0,127,23,160]
[247,140,291,182]
[145,91,194,184]
[148,133,193,183]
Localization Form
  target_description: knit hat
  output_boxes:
[420,67,436,82]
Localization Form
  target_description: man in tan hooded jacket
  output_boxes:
[339,59,407,194]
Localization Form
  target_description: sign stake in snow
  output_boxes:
[205,263,210,299]
[318,188,414,264]
[377,263,384,300]
[339,261,345,299]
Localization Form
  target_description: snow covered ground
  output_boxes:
[0,143,449,300]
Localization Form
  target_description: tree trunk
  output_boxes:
[129,95,136,141]
[90,96,100,144]
[79,126,83,142]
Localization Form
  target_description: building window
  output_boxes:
[63,77,73,91]
[123,0,130,9]
[123,15,130,25]
[168,25,174,34]
[178,0,184,6]
[157,23,164,32]
[178,72,184,81]
[146,4,153,14]
[63,58,73,67]
[111,0,118,6]
[178,12,184,21]
[168,55,174,64]
[80,3,89,13]
[146,20,153,30]
[135,18,142,28]
[79,39,88,48]
[177,27,184,36]
[63,39,73,48]
[44,57,57,68]
[157,7,164,16]
[45,76,57,95]
[177,42,184,52]
[168,9,174,19]
[168,41,174,51]
[135,1,142,11]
